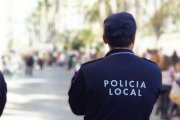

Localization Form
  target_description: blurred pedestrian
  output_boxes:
[172,51,179,66]
[67,52,76,71]
[37,58,44,70]
[0,72,7,116]
[174,61,180,82]
[25,55,34,76]
[158,55,175,120]
[56,52,66,67]
[68,12,162,120]
[170,61,180,120]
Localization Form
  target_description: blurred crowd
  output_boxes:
[143,49,180,120]
[0,49,102,77]
[0,48,179,120]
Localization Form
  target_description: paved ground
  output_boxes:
[1,66,161,120]
[2,67,83,120]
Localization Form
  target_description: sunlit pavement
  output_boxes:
[1,66,160,120]
[2,66,82,120]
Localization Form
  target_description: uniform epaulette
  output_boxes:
[81,58,103,67]
[142,58,158,65]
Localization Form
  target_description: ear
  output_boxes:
[132,33,136,43]
[103,34,108,44]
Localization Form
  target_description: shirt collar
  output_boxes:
[105,49,134,57]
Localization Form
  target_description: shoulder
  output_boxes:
[142,58,158,66]
[79,58,104,71]
[142,58,161,75]
[74,58,104,78]
[81,58,103,67]
[135,56,161,71]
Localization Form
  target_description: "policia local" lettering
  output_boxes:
[104,80,146,96]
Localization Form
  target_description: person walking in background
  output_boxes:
[25,54,34,76]
[68,12,162,120]
[175,61,180,79]
[37,57,44,70]
[172,51,179,66]
[171,61,180,120]
[158,55,175,120]
[0,72,7,116]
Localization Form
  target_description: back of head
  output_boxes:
[159,55,171,71]
[175,61,180,73]
[104,12,136,47]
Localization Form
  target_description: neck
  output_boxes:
[109,45,133,51]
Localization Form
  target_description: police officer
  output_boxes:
[68,12,162,120]
[0,72,7,116]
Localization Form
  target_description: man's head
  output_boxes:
[103,12,136,49]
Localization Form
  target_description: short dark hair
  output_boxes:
[103,12,136,47]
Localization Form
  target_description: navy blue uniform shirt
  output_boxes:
[68,49,162,120]
[0,72,7,116]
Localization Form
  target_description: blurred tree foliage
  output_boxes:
[85,0,131,24]
[72,29,95,50]
[28,0,180,50]
[95,42,104,52]
[28,0,60,42]
[150,0,180,40]
[85,0,112,23]
[61,29,95,51]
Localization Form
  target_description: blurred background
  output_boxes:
[0,0,180,120]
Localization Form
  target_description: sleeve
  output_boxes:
[68,67,86,115]
[158,70,162,93]
[0,72,7,116]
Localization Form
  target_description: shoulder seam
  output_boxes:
[142,58,158,65]
[81,58,103,66]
